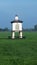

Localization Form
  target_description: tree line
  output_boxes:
[0,27,10,31]
[23,24,37,31]
[0,24,37,32]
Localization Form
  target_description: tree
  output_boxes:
[0,28,2,31]
[3,27,9,31]
[34,24,37,31]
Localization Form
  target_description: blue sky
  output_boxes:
[0,0,37,29]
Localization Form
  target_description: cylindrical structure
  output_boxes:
[12,31,15,39]
[19,31,22,38]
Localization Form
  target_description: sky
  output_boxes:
[0,0,37,29]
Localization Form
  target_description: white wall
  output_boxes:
[12,23,22,32]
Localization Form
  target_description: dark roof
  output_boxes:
[11,20,23,23]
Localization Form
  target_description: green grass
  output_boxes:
[0,31,37,65]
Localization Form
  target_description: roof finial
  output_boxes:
[15,15,19,21]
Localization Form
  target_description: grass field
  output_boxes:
[0,31,37,65]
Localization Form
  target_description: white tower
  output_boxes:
[11,15,23,39]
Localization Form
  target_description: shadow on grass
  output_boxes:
[0,36,26,40]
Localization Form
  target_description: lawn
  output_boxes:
[0,31,37,65]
